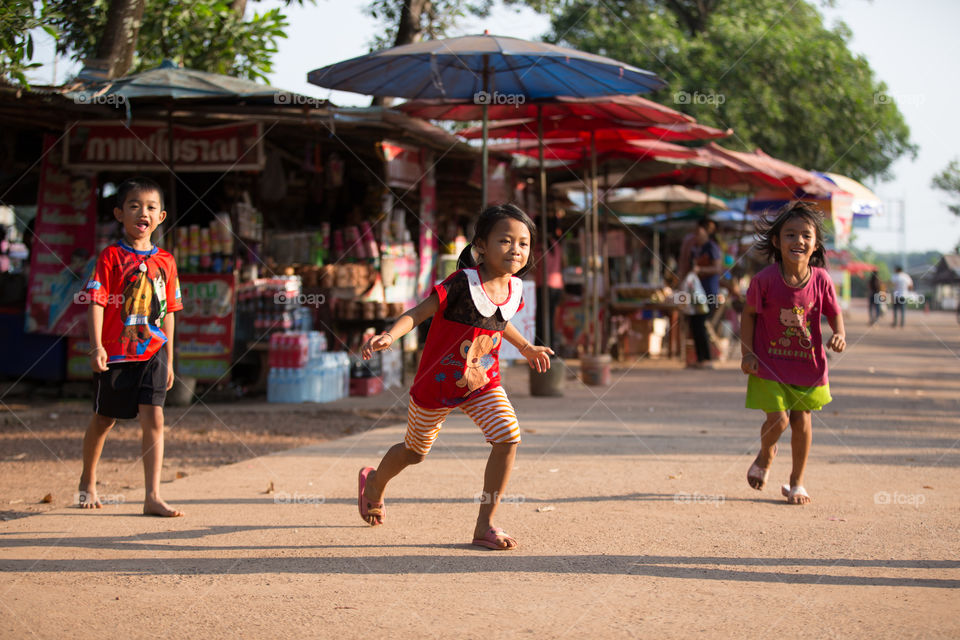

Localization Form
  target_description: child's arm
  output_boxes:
[503,321,554,372]
[739,303,759,375]
[826,312,846,353]
[163,312,176,390]
[88,303,108,372]
[361,292,440,360]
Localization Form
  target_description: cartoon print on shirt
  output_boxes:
[119,265,168,357]
[455,334,500,395]
[774,304,813,350]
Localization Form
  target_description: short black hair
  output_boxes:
[116,177,165,211]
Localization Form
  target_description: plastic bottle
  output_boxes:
[267,368,278,403]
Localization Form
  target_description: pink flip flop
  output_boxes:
[357,466,384,526]
[471,526,518,551]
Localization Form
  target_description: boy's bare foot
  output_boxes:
[77,486,102,509]
[143,498,184,517]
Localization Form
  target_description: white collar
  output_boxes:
[464,268,523,321]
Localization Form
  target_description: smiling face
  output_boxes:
[774,217,817,268]
[114,187,166,248]
[475,217,531,277]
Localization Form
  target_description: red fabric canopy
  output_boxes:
[626,143,838,195]
[459,116,731,142]
[396,94,694,125]
[490,137,700,163]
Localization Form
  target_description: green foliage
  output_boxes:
[45,0,307,82]
[0,2,60,87]
[544,0,916,183]
[931,159,960,217]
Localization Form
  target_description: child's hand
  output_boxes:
[89,346,108,373]
[521,344,554,373]
[828,333,846,353]
[740,353,759,375]
[361,333,394,360]
[166,360,175,390]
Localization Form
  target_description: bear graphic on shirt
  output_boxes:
[456,334,499,395]
[775,304,813,350]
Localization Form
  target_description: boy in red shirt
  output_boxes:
[79,177,184,517]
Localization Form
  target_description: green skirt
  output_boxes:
[745,374,832,412]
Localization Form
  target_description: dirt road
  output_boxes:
[1,310,958,638]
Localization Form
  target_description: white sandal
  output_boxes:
[746,445,777,490]
[781,484,810,504]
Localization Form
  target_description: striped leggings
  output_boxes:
[404,386,521,455]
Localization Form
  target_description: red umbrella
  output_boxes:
[460,116,731,143]
[842,261,878,275]
[397,94,693,125]
[627,143,837,196]
[490,137,700,163]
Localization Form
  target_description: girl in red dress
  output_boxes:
[359,204,553,549]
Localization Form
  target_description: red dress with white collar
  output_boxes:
[409,268,524,409]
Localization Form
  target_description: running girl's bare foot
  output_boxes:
[143,498,184,517]
[77,484,102,509]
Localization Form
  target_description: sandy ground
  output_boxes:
[0,308,958,639]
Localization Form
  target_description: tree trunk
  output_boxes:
[94,0,146,78]
[231,0,247,16]
[371,0,430,107]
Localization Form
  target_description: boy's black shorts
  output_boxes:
[93,349,169,420]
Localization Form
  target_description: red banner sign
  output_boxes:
[25,135,97,337]
[64,121,265,172]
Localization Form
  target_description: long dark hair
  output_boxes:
[754,201,828,268]
[457,203,537,277]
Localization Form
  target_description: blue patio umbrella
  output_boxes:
[307,33,665,206]
[308,34,665,359]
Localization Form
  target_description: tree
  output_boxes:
[0,2,59,87]
[543,0,916,182]
[93,0,146,79]
[932,159,960,217]
[365,0,495,51]
[45,0,314,82]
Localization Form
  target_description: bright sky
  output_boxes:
[27,0,960,253]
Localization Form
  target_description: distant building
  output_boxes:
[918,254,960,310]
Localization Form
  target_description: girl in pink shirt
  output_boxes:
[741,202,846,505]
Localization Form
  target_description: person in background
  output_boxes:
[688,218,723,368]
[867,270,883,326]
[678,217,717,282]
[889,265,913,328]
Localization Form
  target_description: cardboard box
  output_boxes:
[350,376,383,396]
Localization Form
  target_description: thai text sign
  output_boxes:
[64,121,265,172]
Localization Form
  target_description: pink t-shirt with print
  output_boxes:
[746,264,841,387]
